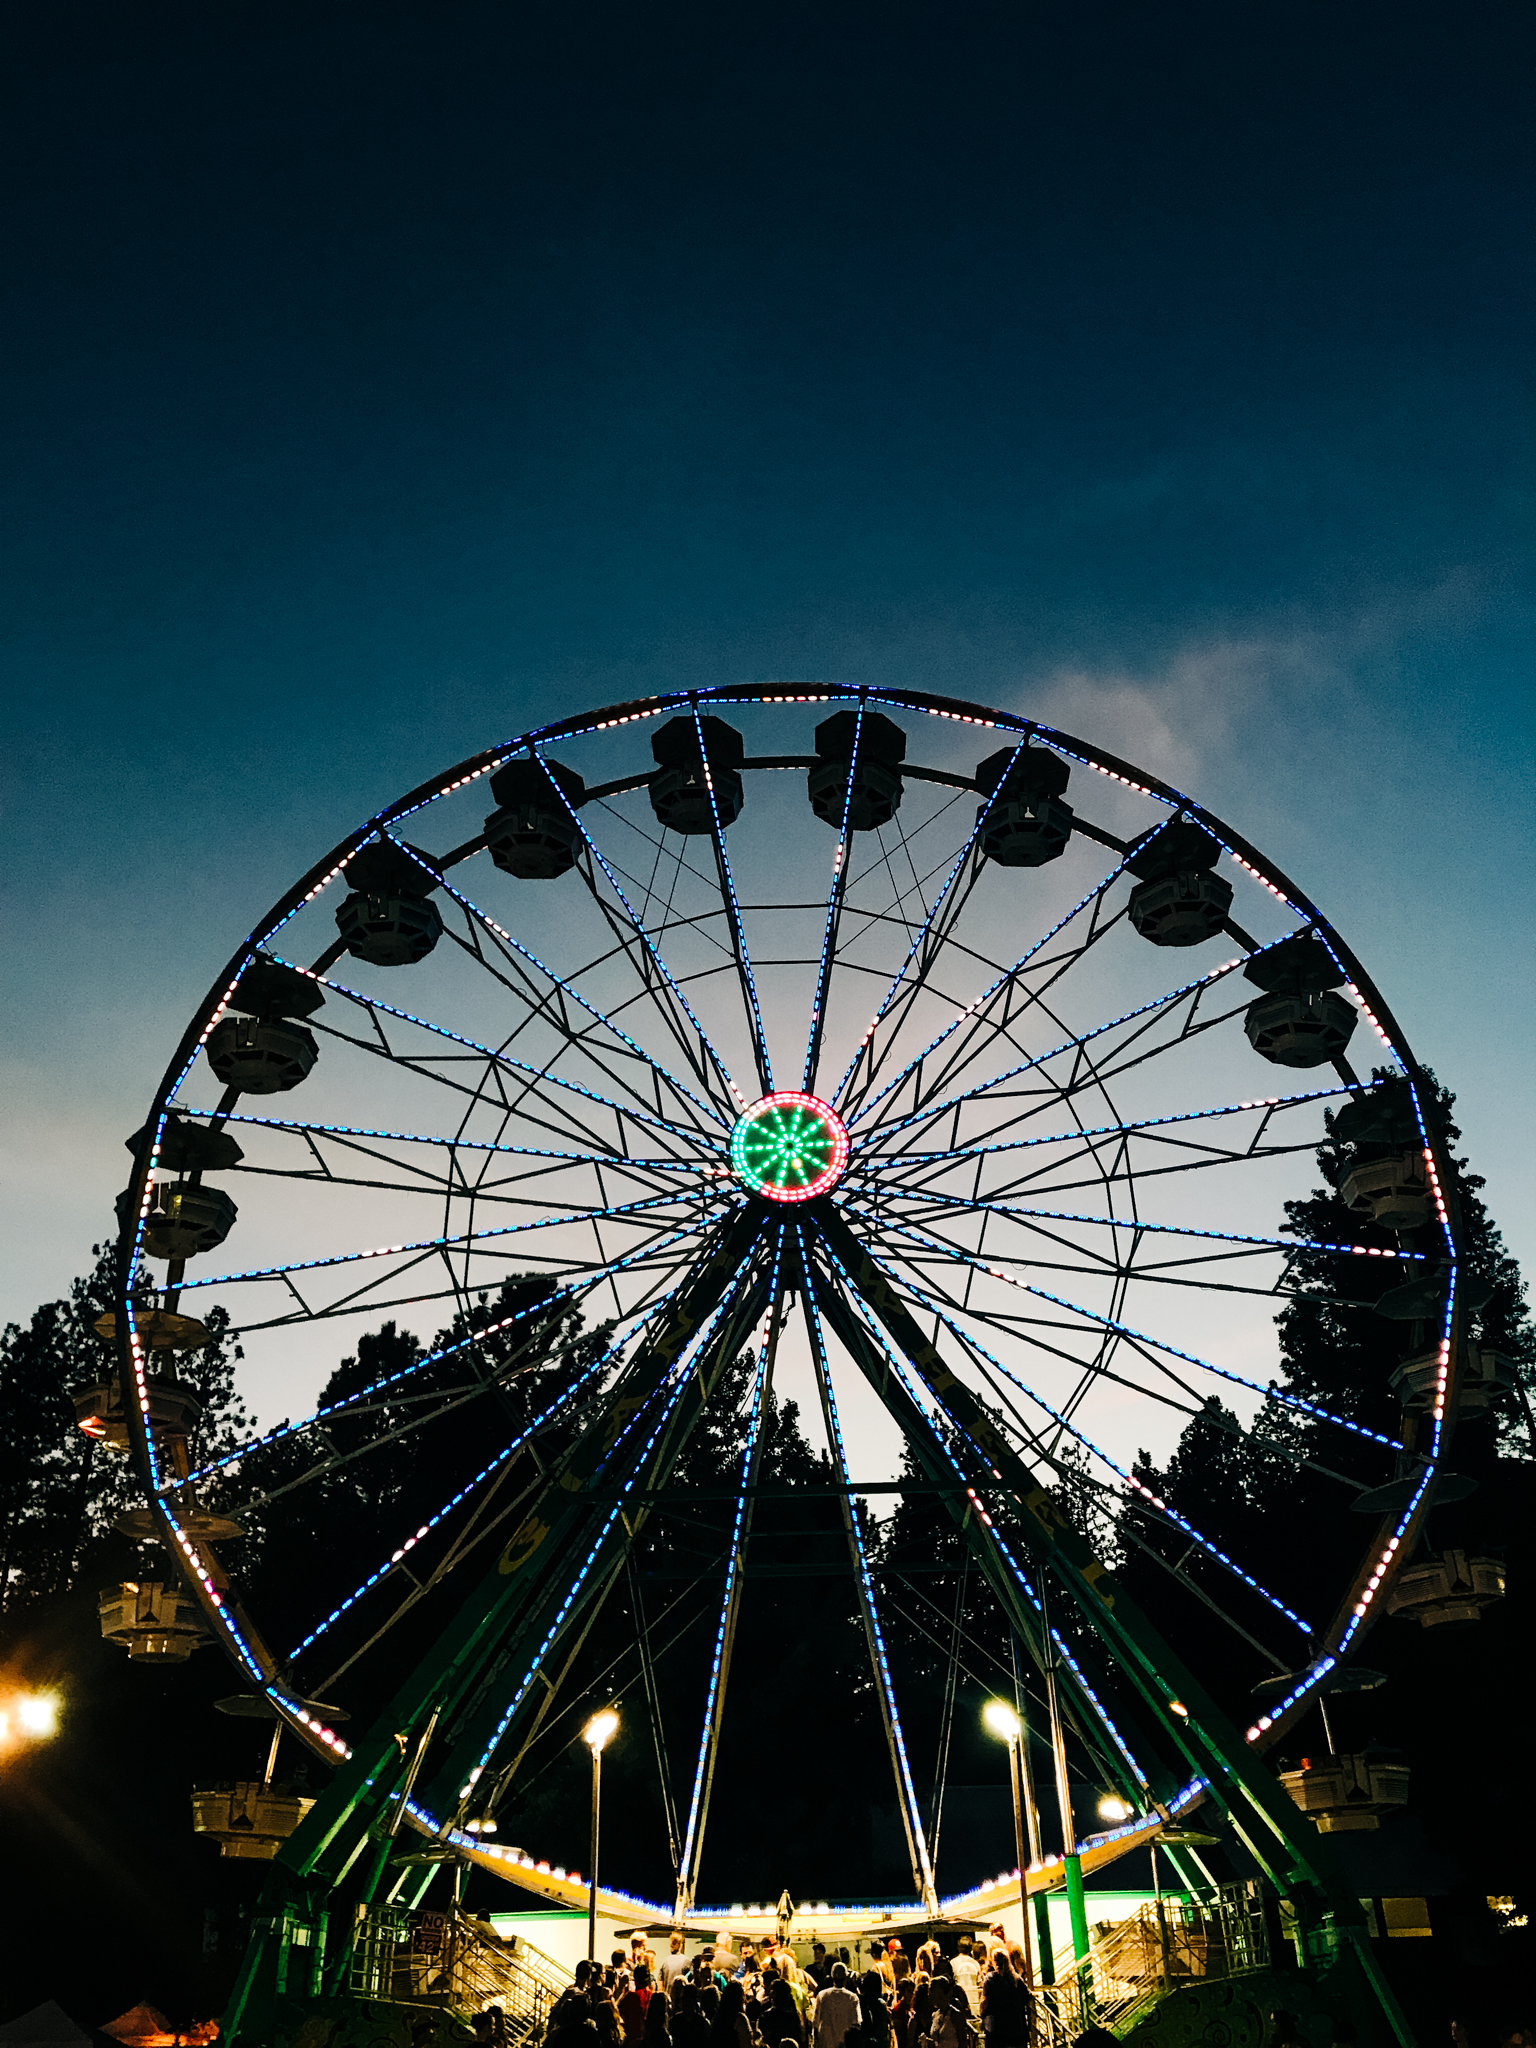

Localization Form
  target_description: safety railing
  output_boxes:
[1035,1883,1270,2035]
[348,1904,569,2040]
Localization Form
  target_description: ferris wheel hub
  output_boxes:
[730,1091,849,1203]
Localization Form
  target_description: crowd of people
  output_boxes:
[544,1928,1038,2048]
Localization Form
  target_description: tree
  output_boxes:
[0,1240,247,1621]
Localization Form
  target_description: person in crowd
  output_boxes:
[980,1961,1028,2048]
[807,1945,832,1990]
[659,1933,691,2000]
[761,1977,807,2048]
[712,1980,755,2048]
[919,1981,960,2048]
[735,1942,758,1980]
[590,1990,623,2048]
[909,1972,933,2048]
[670,1986,709,2048]
[780,1952,812,2022]
[857,1970,892,2048]
[643,1987,671,2048]
[692,1951,722,1993]
[812,1962,863,2048]
[890,1979,918,2048]
[949,1940,980,2008]
[619,1965,654,2044]
[699,1987,722,2030]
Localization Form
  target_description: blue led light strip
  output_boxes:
[172,1215,720,1489]
[815,1238,1148,1795]
[842,829,1157,1129]
[802,700,865,1093]
[289,1272,697,1657]
[861,939,1292,1147]
[266,954,726,1154]
[398,835,733,1133]
[676,1230,784,1894]
[877,1185,1425,1262]
[827,736,1028,1113]
[838,1206,1312,1634]
[463,1241,767,1784]
[175,1187,721,1293]
[529,753,746,1112]
[853,1207,1399,1449]
[175,1106,708,1173]
[795,1224,938,1905]
[691,705,774,1094]
[858,1081,1367,1172]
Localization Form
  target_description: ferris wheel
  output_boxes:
[104,685,1460,2040]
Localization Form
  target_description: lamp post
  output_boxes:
[583,1708,619,1963]
[983,1700,1037,2040]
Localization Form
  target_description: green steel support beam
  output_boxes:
[811,1205,1415,2046]
[223,1205,768,2045]
[807,1245,1178,1810]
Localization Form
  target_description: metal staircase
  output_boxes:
[347,1905,570,2041]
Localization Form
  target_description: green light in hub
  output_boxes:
[730,1092,850,1204]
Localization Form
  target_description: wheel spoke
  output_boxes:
[841,1221,1313,1637]
[408,836,735,1133]
[691,704,774,1096]
[289,1270,708,1661]
[831,736,1026,1112]
[873,1185,1421,1265]
[794,1221,938,1909]
[848,1210,1400,1449]
[266,956,726,1155]
[844,843,1138,1128]
[529,752,747,1112]
[675,1227,784,1909]
[812,1237,1152,1792]
[802,703,870,1093]
[174,1188,724,1296]
[172,1215,732,1489]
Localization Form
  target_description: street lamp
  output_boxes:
[583,1708,619,1963]
[983,1700,1036,2036]
[0,1691,60,1753]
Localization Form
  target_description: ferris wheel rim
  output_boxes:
[109,681,1470,1892]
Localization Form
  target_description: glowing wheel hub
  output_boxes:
[730,1092,849,1204]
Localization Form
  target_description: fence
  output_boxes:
[1035,1882,1271,2037]
[348,1904,569,2040]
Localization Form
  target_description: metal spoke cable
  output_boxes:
[796,1222,938,1910]
[173,1213,733,1489]
[858,951,1261,1148]
[811,1236,1150,1791]
[875,1186,1418,1264]
[692,703,774,1095]
[843,837,1145,1127]
[396,834,733,1134]
[533,753,747,1112]
[857,1081,1367,1175]
[266,955,726,1153]
[830,743,1022,1110]
[174,1187,727,1295]
[802,701,866,1093]
[841,1221,1313,1635]
[462,1234,768,1789]
[854,1208,1399,1450]
[287,1274,703,1657]
[675,1228,784,1905]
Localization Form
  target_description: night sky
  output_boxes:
[3,1,1531,1327]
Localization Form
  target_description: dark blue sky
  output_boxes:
[2,0,1531,1319]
